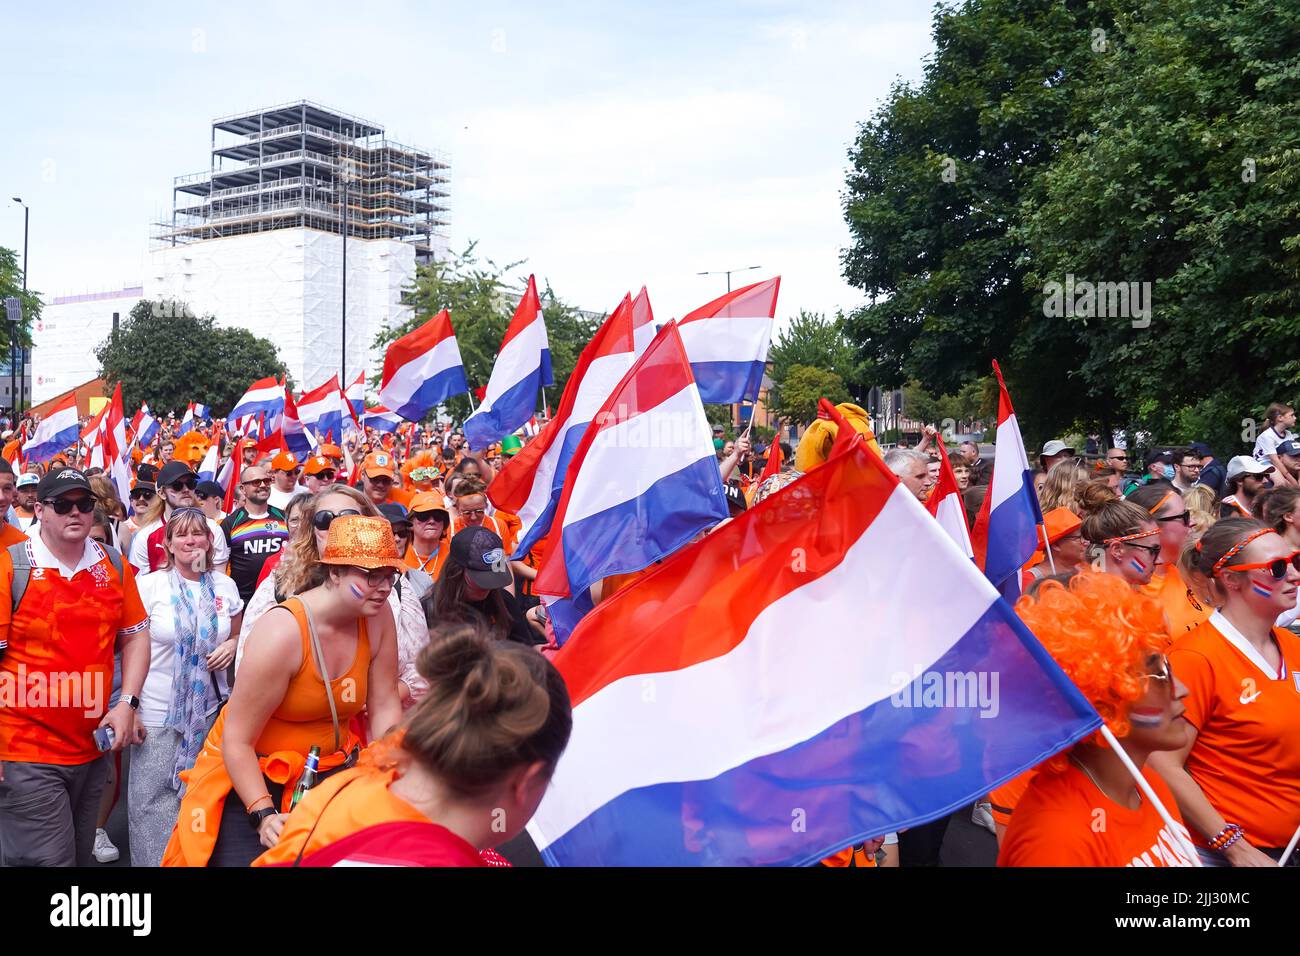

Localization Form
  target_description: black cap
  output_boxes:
[1187,441,1212,458]
[195,480,224,499]
[157,460,197,487]
[724,482,748,516]
[1144,449,1173,468]
[377,502,410,526]
[130,481,156,497]
[1279,440,1300,458]
[136,463,159,483]
[36,467,93,502]
[449,526,513,590]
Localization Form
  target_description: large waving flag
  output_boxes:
[927,439,973,559]
[131,403,160,450]
[534,321,726,639]
[298,375,347,444]
[464,275,553,450]
[526,436,1101,866]
[971,361,1043,602]
[345,372,366,419]
[23,395,80,464]
[228,376,285,425]
[378,309,469,421]
[489,295,638,558]
[362,404,403,434]
[677,277,780,404]
[80,404,109,469]
[280,388,318,459]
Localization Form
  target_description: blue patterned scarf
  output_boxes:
[164,568,219,790]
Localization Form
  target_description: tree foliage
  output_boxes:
[0,246,39,388]
[777,365,850,426]
[96,299,287,416]
[766,310,860,422]
[374,242,599,424]
[841,0,1300,456]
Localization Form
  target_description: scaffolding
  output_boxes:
[155,100,449,261]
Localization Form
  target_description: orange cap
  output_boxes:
[320,442,343,459]
[408,491,448,515]
[302,455,334,477]
[271,451,299,472]
[362,451,396,478]
[1025,507,1084,571]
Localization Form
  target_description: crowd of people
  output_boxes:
[0,396,1295,869]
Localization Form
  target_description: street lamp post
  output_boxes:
[696,264,761,294]
[11,198,27,416]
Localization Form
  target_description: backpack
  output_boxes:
[9,541,125,614]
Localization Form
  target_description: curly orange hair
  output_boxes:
[400,449,440,485]
[1014,571,1167,771]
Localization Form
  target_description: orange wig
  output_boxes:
[400,449,440,485]
[1014,571,1167,770]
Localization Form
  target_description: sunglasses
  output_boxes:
[1156,511,1190,526]
[1140,653,1173,685]
[45,496,95,515]
[1109,455,1129,461]
[1227,551,1300,580]
[410,510,445,523]
[242,477,272,487]
[312,508,360,531]
[130,490,155,502]
[1123,541,1162,558]
[169,478,198,492]
[312,470,336,482]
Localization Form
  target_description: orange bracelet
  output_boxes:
[245,794,274,813]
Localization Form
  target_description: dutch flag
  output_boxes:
[228,376,285,426]
[298,375,347,444]
[345,371,365,420]
[131,403,160,450]
[362,405,404,434]
[23,395,80,464]
[677,276,780,404]
[378,309,469,422]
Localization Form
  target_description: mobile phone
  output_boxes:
[93,726,116,752]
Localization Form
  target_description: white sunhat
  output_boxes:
[1041,439,1074,457]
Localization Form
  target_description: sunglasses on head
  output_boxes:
[312,508,360,531]
[169,477,197,492]
[1227,551,1300,580]
[45,495,95,515]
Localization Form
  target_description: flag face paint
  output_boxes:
[349,582,367,601]
[1129,557,1147,574]
[1251,582,1274,598]
[1129,707,1166,727]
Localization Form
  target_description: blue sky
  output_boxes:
[2,1,933,323]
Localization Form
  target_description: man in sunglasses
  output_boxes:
[221,465,288,605]
[301,455,337,495]
[128,461,229,575]
[268,452,308,512]
[1104,446,1131,492]
[0,467,151,866]
[361,451,413,509]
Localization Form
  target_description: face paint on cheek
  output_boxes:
[349,582,367,601]
[1251,581,1275,598]
[1129,557,1147,574]
[1129,707,1166,728]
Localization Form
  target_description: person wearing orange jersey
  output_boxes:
[403,491,450,579]
[1150,518,1300,866]
[1126,483,1210,640]
[254,619,570,867]
[999,572,1196,867]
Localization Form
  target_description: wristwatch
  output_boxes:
[248,806,279,830]
[120,694,141,710]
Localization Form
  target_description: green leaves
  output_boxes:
[95,300,287,417]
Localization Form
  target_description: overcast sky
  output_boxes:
[2,1,932,325]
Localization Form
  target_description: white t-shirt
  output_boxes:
[135,570,244,727]
[128,515,231,574]
[268,485,309,512]
[1254,426,1295,464]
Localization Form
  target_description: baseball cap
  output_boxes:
[16,472,39,489]
[362,451,396,479]
[36,467,93,502]
[1278,440,1300,458]
[1041,439,1074,457]
[1187,441,1212,459]
[302,456,334,477]
[377,502,410,527]
[271,451,299,472]
[1144,449,1174,468]
[136,463,159,483]
[724,482,748,516]
[408,491,449,518]
[130,481,156,498]
[196,480,225,500]
[1226,455,1273,480]
[157,460,198,488]
[449,526,513,590]
[319,442,343,460]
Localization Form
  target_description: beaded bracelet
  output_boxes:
[1219,829,1245,851]
[1209,823,1243,850]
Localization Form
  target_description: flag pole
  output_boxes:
[1041,523,1058,575]
[1280,822,1300,867]
[1096,724,1202,866]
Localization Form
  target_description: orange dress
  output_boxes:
[162,597,370,867]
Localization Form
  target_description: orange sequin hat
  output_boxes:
[318,515,405,571]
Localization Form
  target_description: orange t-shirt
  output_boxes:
[403,535,449,579]
[386,486,415,509]
[988,767,1038,829]
[0,523,28,550]
[998,763,1195,867]
[1142,564,1210,642]
[495,511,522,557]
[0,541,148,765]
[1169,614,1300,848]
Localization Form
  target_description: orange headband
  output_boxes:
[1211,527,1278,575]
[1103,528,1160,546]
[1146,490,1176,516]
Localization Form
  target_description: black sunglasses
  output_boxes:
[410,510,446,523]
[1125,541,1162,557]
[312,508,360,531]
[314,470,336,482]
[45,496,95,515]
[1156,511,1190,526]
[169,478,198,492]
[129,489,155,501]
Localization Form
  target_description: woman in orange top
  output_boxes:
[999,573,1196,867]
[403,491,451,579]
[1126,484,1210,640]
[164,515,403,867]
[1150,518,1300,866]
[254,619,571,867]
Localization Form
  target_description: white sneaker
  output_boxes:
[93,828,120,863]
[971,802,997,835]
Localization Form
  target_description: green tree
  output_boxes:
[767,310,860,423]
[0,246,39,408]
[776,365,849,426]
[96,299,287,416]
[375,243,598,424]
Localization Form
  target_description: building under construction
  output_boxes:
[159,100,449,261]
